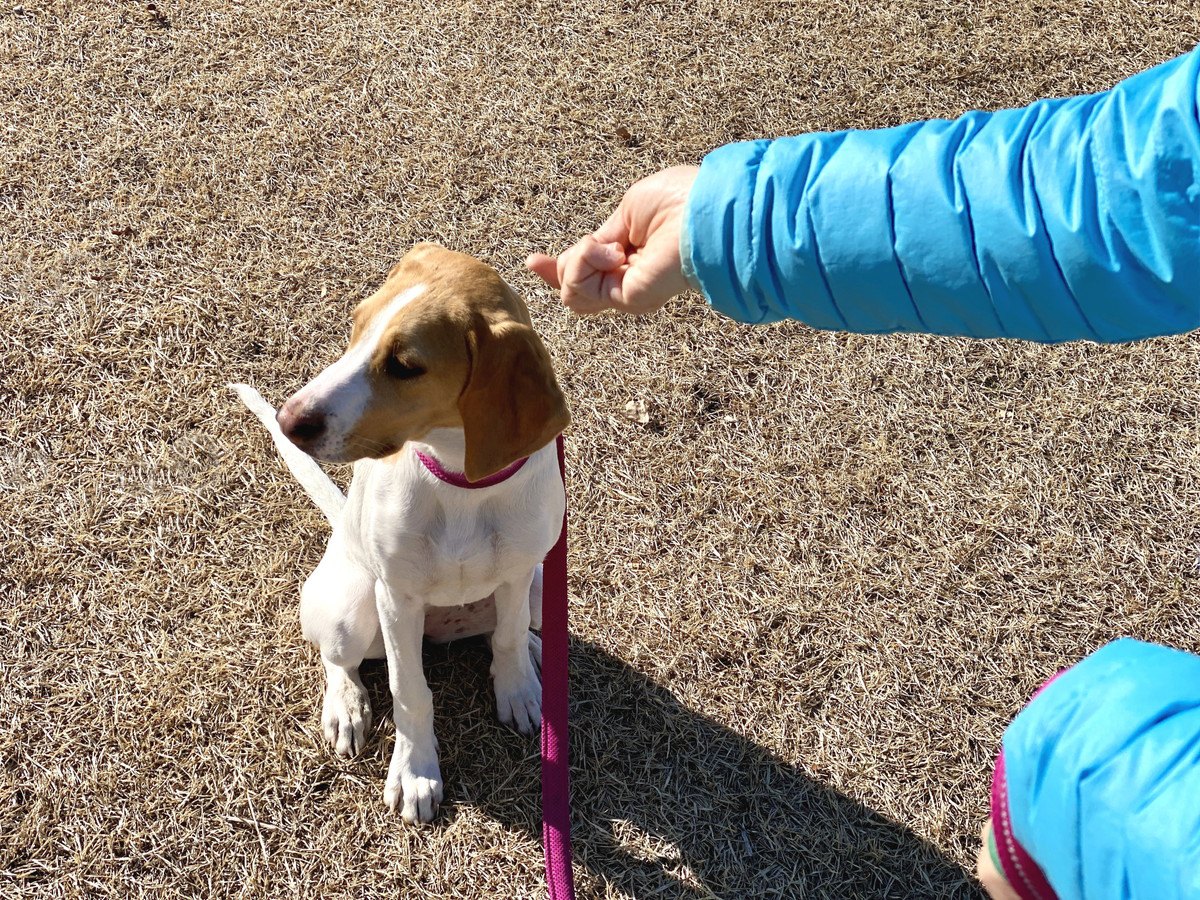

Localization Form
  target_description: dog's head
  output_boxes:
[277,243,569,481]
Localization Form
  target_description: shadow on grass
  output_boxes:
[362,636,983,900]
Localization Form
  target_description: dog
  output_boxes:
[231,243,569,823]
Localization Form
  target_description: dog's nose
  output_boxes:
[277,402,327,448]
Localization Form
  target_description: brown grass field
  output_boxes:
[2,1,1199,897]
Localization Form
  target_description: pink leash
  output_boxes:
[541,434,575,899]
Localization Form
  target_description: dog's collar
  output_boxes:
[413,446,528,488]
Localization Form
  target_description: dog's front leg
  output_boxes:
[375,582,443,824]
[490,568,541,735]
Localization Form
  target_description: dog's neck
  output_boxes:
[411,428,531,488]
[411,428,469,472]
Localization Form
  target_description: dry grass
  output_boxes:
[2,1,1199,897]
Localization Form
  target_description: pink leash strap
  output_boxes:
[541,434,575,899]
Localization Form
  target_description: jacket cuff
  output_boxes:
[678,203,703,294]
[682,139,777,323]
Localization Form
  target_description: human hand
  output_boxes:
[526,165,699,315]
[975,819,1020,900]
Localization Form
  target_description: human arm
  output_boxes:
[532,48,1200,343]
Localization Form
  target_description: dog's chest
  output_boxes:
[349,461,548,606]
[411,513,506,604]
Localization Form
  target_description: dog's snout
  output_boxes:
[278,402,327,448]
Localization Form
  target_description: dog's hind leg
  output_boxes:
[300,527,381,758]
[525,564,543,672]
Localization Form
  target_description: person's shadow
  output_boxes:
[361,636,984,899]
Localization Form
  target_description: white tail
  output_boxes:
[228,383,346,526]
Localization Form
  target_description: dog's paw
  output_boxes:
[321,670,372,758]
[493,664,542,736]
[383,753,444,824]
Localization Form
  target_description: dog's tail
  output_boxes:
[228,383,346,526]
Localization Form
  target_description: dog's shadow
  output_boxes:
[360,637,983,899]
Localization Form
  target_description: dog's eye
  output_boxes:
[385,355,425,380]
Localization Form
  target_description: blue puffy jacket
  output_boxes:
[1000,638,1200,899]
[682,48,1200,343]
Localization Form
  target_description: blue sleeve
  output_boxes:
[681,47,1200,343]
[1002,638,1200,900]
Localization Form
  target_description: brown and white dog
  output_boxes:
[232,243,569,823]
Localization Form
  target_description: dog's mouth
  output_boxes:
[359,441,400,460]
[307,437,399,464]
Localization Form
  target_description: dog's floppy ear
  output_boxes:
[458,317,570,483]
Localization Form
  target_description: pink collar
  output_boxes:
[413,446,528,488]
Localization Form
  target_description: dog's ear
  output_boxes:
[458,318,569,482]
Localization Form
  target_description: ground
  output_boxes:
[2,1,1198,898]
